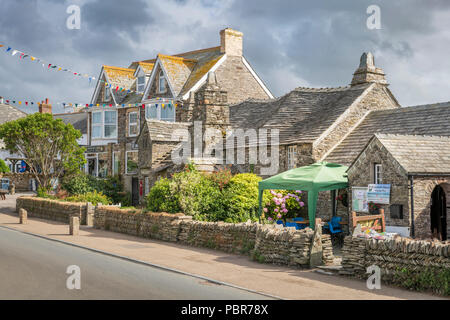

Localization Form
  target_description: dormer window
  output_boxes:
[158,70,166,93]
[137,76,145,93]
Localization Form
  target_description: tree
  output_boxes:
[0,113,85,191]
[0,159,9,173]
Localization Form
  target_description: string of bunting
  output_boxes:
[0,43,144,95]
[0,95,181,109]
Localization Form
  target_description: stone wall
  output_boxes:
[347,137,410,229]
[16,196,88,224]
[94,206,189,242]
[341,236,450,279]
[16,196,335,268]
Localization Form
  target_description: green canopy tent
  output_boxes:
[258,162,348,229]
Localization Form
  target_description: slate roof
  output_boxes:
[229,83,373,143]
[53,112,88,134]
[325,102,450,166]
[158,54,197,97]
[144,119,191,142]
[103,65,136,90]
[372,134,450,174]
[0,103,26,124]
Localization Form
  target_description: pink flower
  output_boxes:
[277,193,282,198]
[296,190,302,194]
[270,190,277,195]
[299,201,305,207]
[274,208,279,213]
[281,203,286,209]
[267,217,273,221]
[282,208,288,213]
[277,213,282,219]
[263,207,268,213]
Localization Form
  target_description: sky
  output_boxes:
[1,0,450,114]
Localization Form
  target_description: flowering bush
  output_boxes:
[262,190,305,221]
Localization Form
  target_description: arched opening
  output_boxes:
[430,185,447,241]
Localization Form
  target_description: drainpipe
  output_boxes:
[409,175,415,238]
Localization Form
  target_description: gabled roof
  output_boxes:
[144,47,225,100]
[158,54,197,97]
[325,102,450,166]
[53,112,88,134]
[357,134,450,175]
[229,83,374,143]
[0,103,27,124]
[102,65,136,89]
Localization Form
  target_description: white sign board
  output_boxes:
[352,187,368,213]
[367,184,391,204]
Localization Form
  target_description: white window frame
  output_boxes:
[287,145,297,170]
[137,75,146,93]
[158,70,166,93]
[374,163,382,184]
[91,110,118,140]
[92,111,103,139]
[126,151,138,175]
[128,111,139,137]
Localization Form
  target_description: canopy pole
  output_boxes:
[307,190,318,230]
[258,189,263,224]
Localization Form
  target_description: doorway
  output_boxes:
[131,177,139,206]
[430,185,447,241]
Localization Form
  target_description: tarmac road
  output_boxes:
[0,227,272,300]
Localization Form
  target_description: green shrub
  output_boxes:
[393,267,450,296]
[222,173,262,223]
[61,173,97,195]
[146,177,181,213]
[0,159,9,173]
[65,190,111,206]
[170,169,225,221]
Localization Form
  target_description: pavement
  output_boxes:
[0,193,446,300]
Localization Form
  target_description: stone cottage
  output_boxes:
[84,28,273,204]
[347,133,450,240]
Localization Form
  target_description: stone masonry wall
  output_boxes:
[347,138,410,228]
[16,196,87,224]
[0,173,42,192]
[16,196,334,268]
[341,236,450,279]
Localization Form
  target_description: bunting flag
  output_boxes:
[1,94,181,110]
[0,41,146,95]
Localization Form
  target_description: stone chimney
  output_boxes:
[220,28,243,56]
[38,98,52,114]
[351,52,387,86]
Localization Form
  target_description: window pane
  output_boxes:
[161,104,174,122]
[104,110,117,124]
[104,124,117,138]
[98,159,108,178]
[129,112,138,124]
[146,105,158,119]
[92,112,102,124]
[138,76,145,85]
[92,125,102,138]
[129,124,138,136]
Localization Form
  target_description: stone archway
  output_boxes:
[430,184,448,241]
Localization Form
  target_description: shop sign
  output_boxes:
[367,184,391,204]
[352,187,368,212]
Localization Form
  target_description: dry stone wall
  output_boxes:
[341,236,450,279]
[16,196,334,268]
[16,196,87,224]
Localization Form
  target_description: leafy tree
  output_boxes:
[0,159,9,173]
[0,113,85,191]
